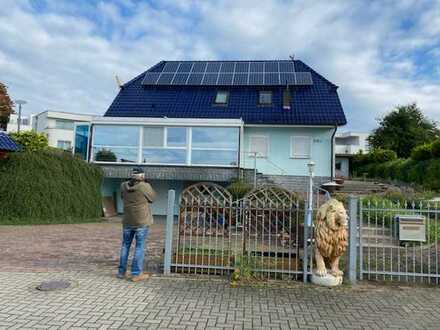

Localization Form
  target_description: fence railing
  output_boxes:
[163,185,440,285]
[359,199,440,284]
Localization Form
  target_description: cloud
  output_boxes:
[0,0,439,131]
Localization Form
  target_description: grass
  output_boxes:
[0,217,104,226]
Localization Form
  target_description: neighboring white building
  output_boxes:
[32,111,93,150]
[335,131,370,178]
[6,114,32,133]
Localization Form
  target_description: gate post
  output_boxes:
[163,189,175,275]
[346,196,358,284]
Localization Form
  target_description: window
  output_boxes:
[259,91,272,105]
[249,136,268,158]
[142,127,187,164]
[74,124,90,160]
[55,119,74,130]
[214,91,229,105]
[191,127,239,166]
[290,136,311,158]
[92,125,139,163]
[57,140,71,150]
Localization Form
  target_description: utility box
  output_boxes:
[395,215,426,242]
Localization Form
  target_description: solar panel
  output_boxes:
[249,62,264,73]
[206,62,221,73]
[177,62,193,73]
[141,61,314,86]
[220,62,235,73]
[172,73,189,84]
[157,73,174,84]
[163,62,179,72]
[280,73,296,85]
[233,73,248,85]
[264,73,280,85]
[279,61,295,72]
[141,72,160,85]
[235,62,249,73]
[217,73,234,85]
[248,73,264,85]
[202,73,219,85]
[264,61,279,73]
[295,72,313,85]
[192,62,207,73]
[187,73,203,85]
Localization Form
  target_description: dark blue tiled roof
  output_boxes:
[0,132,19,152]
[104,60,346,126]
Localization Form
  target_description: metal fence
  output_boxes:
[164,183,328,281]
[359,198,440,284]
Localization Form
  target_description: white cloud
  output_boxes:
[0,0,439,131]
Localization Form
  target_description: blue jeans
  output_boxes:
[118,226,149,276]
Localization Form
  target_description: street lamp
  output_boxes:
[306,160,315,226]
[15,99,27,133]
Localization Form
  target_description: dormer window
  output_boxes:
[259,91,272,105]
[214,91,229,105]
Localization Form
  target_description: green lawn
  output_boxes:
[0,217,104,225]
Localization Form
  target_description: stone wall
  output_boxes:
[256,174,331,193]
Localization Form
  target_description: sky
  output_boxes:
[0,0,439,131]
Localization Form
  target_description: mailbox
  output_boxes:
[395,215,426,242]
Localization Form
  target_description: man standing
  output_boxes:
[118,168,156,282]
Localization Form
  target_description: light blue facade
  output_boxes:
[242,127,334,177]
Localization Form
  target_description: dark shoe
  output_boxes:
[116,273,129,279]
[131,273,150,282]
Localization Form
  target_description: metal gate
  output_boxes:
[170,183,312,280]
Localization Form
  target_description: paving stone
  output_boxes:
[1,272,440,329]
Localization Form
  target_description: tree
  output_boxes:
[368,103,440,158]
[10,131,48,152]
[0,82,14,131]
[95,149,117,162]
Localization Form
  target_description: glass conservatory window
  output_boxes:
[92,125,139,163]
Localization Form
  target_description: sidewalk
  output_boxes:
[1,271,439,329]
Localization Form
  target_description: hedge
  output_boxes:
[0,149,103,222]
[358,158,440,190]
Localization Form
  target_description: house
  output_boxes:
[0,132,19,159]
[335,131,370,178]
[6,114,32,133]
[74,60,346,215]
[32,110,93,150]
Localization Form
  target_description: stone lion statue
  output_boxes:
[314,198,348,277]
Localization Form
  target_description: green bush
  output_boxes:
[352,149,397,173]
[0,149,103,223]
[369,149,397,163]
[411,144,433,161]
[226,179,253,201]
[431,140,440,158]
[10,131,48,151]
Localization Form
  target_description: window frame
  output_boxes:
[258,91,273,106]
[290,135,312,159]
[248,135,269,158]
[213,90,230,106]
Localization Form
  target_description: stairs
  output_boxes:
[337,180,390,195]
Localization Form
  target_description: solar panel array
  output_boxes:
[141,61,313,86]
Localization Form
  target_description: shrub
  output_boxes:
[0,149,103,222]
[411,144,433,161]
[226,179,253,201]
[368,148,397,163]
[10,130,48,151]
[431,140,440,158]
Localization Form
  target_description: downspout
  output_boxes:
[330,124,338,181]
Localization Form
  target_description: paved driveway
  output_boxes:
[0,218,166,273]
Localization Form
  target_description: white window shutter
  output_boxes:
[291,136,311,158]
